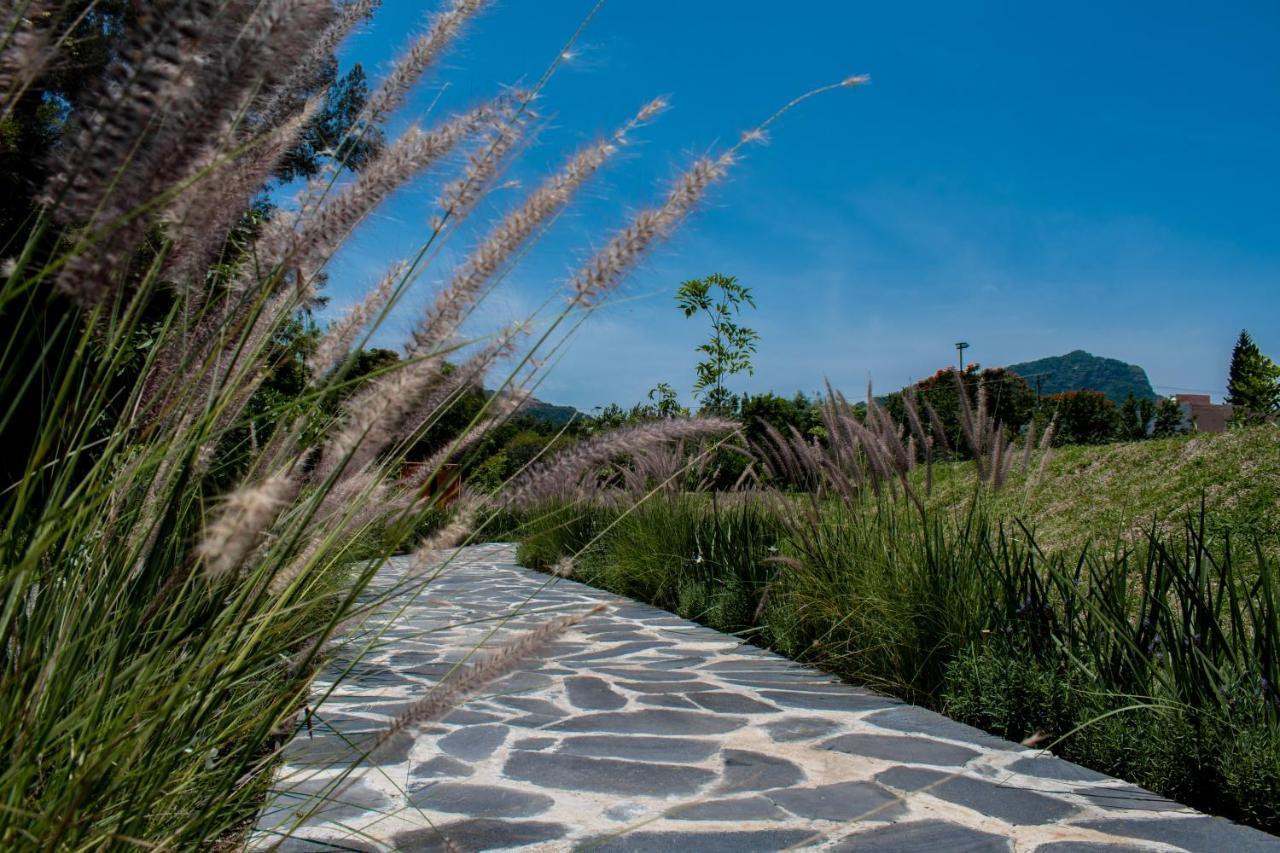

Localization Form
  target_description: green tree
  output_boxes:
[676,273,758,415]
[1120,393,1157,440]
[1042,390,1120,445]
[1152,397,1186,438]
[1225,330,1280,420]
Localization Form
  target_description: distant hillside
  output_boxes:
[1007,350,1156,403]
[519,397,581,428]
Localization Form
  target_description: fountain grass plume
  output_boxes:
[409,96,668,356]
[504,417,738,507]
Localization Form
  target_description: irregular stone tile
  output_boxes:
[819,732,980,766]
[690,691,781,714]
[438,709,506,726]
[595,667,700,682]
[832,819,1011,851]
[864,706,1017,750]
[511,736,556,751]
[1074,817,1280,852]
[488,671,554,694]
[410,755,474,779]
[763,716,844,742]
[616,680,718,694]
[582,829,821,852]
[489,695,566,717]
[437,724,508,762]
[392,819,568,851]
[562,641,678,661]
[604,802,650,822]
[1077,785,1186,812]
[637,695,700,710]
[766,781,905,822]
[1008,755,1110,783]
[758,689,896,712]
[1034,844,1152,852]
[550,708,745,735]
[668,796,789,821]
[566,676,627,710]
[505,713,562,728]
[557,734,720,763]
[719,749,807,793]
[408,782,554,817]
[875,767,1077,825]
[502,751,716,795]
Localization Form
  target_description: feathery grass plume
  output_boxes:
[286,97,514,286]
[504,417,737,507]
[430,111,528,232]
[255,0,382,132]
[561,75,867,307]
[374,603,607,752]
[196,472,297,580]
[163,100,322,290]
[319,321,525,486]
[568,153,733,308]
[551,556,575,577]
[310,261,410,379]
[361,0,494,127]
[409,97,668,355]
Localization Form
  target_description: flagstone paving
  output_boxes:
[254,543,1280,852]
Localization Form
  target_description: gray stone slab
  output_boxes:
[865,706,1017,750]
[876,767,1077,825]
[1008,755,1110,783]
[758,689,896,712]
[718,749,806,793]
[410,755,474,779]
[766,781,905,822]
[408,782,554,817]
[502,751,716,795]
[689,691,781,714]
[763,716,844,742]
[550,708,745,735]
[832,819,1012,851]
[557,734,721,763]
[511,736,556,751]
[1034,843,1153,852]
[667,796,789,821]
[581,829,821,852]
[566,675,627,710]
[1074,817,1280,852]
[819,732,980,766]
[392,819,568,851]
[1076,784,1186,812]
[437,724,508,762]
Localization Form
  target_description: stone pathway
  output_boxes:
[254,543,1279,852]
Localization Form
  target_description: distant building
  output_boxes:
[1170,394,1233,434]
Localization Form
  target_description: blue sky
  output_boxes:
[323,0,1280,411]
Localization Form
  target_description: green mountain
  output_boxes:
[518,397,582,428]
[1006,350,1156,404]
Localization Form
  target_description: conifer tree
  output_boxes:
[1226,330,1280,419]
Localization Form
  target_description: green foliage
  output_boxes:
[1042,389,1120,445]
[883,366,1035,458]
[676,273,758,414]
[1226,330,1280,420]
[1119,393,1156,440]
[1007,349,1157,404]
[1152,397,1186,438]
[511,489,1280,832]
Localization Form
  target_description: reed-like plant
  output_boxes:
[0,1,861,845]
